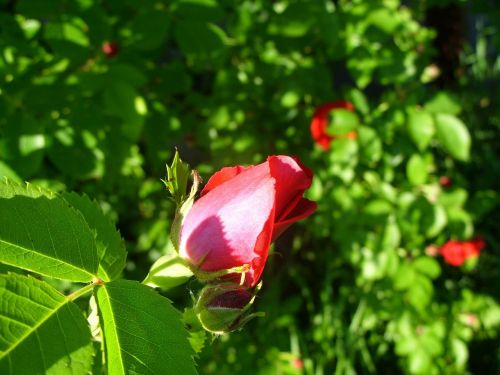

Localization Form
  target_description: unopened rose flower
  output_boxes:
[194,283,261,333]
[439,237,485,266]
[310,101,356,150]
[178,155,316,287]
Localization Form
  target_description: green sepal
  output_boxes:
[143,253,193,290]
[163,150,191,204]
[163,150,202,252]
[194,282,264,334]
[170,169,201,251]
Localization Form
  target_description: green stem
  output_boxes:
[67,280,100,302]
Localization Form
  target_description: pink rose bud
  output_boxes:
[178,155,316,287]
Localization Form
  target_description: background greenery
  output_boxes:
[0,0,499,373]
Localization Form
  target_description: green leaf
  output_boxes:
[0,113,46,178]
[451,338,468,367]
[174,21,227,66]
[0,274,93,375]
[394,263,416,290]
[408,110,434,151]
[182,308,206,354]
[62,192,127,282]
[447,208,474,239]
[268,3,315,38]
[128,11,170,51]
[413,257,441,279]
[358,126,382,163]
[424,204,448,238]
[367,7,399,34]
[438,188,468,208]
[381,216,401,251]
[348,89,369,115]
[0,180,99,282]
[0,162,21,182]
[174,0,223,22]
[364,199,393,217]
[407,274,433,310]
[44,18,89,47]
[424,92,461,115]
[406,154,428,186]
[408,348,431,374]
[435,114,471,161]
[95,280,197,375]
[47,126,102,179]
[103,82,145,142]
[326,109,359,135]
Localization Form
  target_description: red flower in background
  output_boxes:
[102,41,120,58]
[439,237,485,266]
[310,101,357,150]
[439,176,453,188]
[179,155,316,287]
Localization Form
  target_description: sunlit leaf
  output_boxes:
[408,110,434,151]
[0,274,93,375]
[435,114,471,161]
[0,180,99,282]
[95,280,197,375]
[62,192,127,282]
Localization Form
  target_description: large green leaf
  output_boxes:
[434,114,471,161]
[406,154,428,186]
[128,11,170,51]
[407,110,434,151]
[95,280,197,375]
[0,180,99,282]
[0,274,93,374]
[413,257,441,279]
[424,92,461,115]
[62,192,127,282]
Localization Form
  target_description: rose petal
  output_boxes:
[314,101,355,117]
[273,198,317,240]
[201,165,249,196]
[180,162,276,284]
[310,116,333,150]
[268,155,313,220]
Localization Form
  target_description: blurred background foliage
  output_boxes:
[0,0,499,374]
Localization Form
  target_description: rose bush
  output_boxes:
[178,155,316,287]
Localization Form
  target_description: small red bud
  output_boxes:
[439,176,453,188]
[344,131,358,140]
[292,358,304,369]
[102,41,120,58]
[464,313,479,327]
[425,245,439,257]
